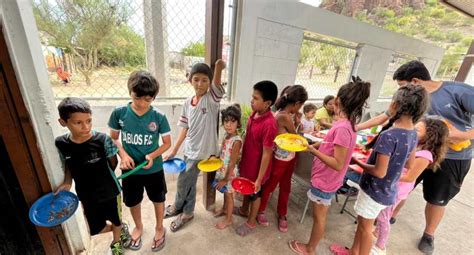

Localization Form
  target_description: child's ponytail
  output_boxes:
[274,85,308,111]
[337,76,371,130]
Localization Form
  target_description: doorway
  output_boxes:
[0,26,70,254]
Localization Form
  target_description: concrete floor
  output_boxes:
[87,164,474,255]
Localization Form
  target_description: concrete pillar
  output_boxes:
[354,44,393,107]
[144,0,169,97]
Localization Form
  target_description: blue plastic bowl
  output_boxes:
[29,191,79,227]
[163,158,186,174]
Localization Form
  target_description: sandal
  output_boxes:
[170,214,194,232]
[329,243,349,255]
[151,229,166,252]
[288,240,310,255]
[128,236,142,251]
[256,213,269,226]
[232,206,249,217]
[235,222,256,237]
[164,205,182,219]
[278,216,288,233]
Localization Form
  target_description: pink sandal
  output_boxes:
[329,243,349,255]
[288,240,310,255]
[256,213,269,226]
[278,216,288,232]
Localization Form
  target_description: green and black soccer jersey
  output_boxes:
[55,131,121,204]
[108,103,171,175]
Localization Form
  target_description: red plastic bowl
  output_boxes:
[231,177,255,195]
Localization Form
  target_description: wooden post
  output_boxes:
[455,41,474,82]
[203,0,224,210]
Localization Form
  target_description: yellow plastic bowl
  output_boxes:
[274,133,308,152]
[197,158,224,172]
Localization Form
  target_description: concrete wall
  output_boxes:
[232,0,445,112]
[0,1,90,253]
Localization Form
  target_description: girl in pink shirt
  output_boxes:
[371,117,449,254]
[289,77,371,254]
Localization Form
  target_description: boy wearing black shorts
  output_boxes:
[55,97,131,255]
[109,71,171,252]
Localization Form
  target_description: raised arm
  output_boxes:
[356,112,389,131]
[212,59,226,89]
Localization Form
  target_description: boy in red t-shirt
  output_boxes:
[235,80,278,236]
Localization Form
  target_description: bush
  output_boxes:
[440,12,459,25]
[99,25,146,67]
[461,38,473,47]
[425,29,445,41]
[446,32,463,43]
[429,7,445,18]
[181,42,205,57]
[374,7,395,19]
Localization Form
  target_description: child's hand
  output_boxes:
[209,155,219,161]
[307,144,317,154]
[164,151,176,161]
[216,180,227,191]
[254,179,262,193]
[294,112,302,126]
[54,183,71,195]
[215,59,226,70]
[143,154,154,169]
[120,153,135,170]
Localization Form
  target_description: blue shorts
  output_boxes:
[307,186,336,206]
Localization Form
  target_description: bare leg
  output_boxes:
[390,199,406,219]
[358,217,375,255]
[130,203,143,241]
[247,198,261,226]
[216,193,234,229]
[304,202,330,254]
[424,202,445,236]
[153,202,165,241]
[111,224,122,243]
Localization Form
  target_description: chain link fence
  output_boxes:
[295,33,358,100]
[379,53,418,98]
[33,0,234,100]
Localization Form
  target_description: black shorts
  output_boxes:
[82,196,122,235]
[248,187,263,202]
[122,170,167,207]
[415,158,471,206]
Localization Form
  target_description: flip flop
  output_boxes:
[235,222,256,237]
[151,228,166,252]
[329,243,349,255]
[288,240,310,255]
[164,205,182,219]
[170,214,194,232]
[128,236,142,251]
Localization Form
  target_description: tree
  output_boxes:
[34,0,130,86]
[181,42,205,57]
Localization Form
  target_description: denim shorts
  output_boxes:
[307,186,336,206]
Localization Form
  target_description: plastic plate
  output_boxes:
[274,133,309,152]
[197,158,223,172]
[231,177,256,195]
[163,158,186,174]
[29,191,79,227]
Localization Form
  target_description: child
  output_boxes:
[330,84,429,255]
[56,67,71,85]
[288,76,370,254]
[257,85,308,232]
[108,71,171,251]
[55,97,131,255]
[234,80,278,236]
[301,103,318,133]
[163,60,226,232]
[370,118,449,255]
[213,104,243,229]
[315,95,335,129]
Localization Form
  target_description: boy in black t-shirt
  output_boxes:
[54,97,131,255]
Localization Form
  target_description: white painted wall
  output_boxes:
[0,0,90,253]
[232,0,445,112]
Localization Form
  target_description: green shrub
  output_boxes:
[446,32,463,43]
